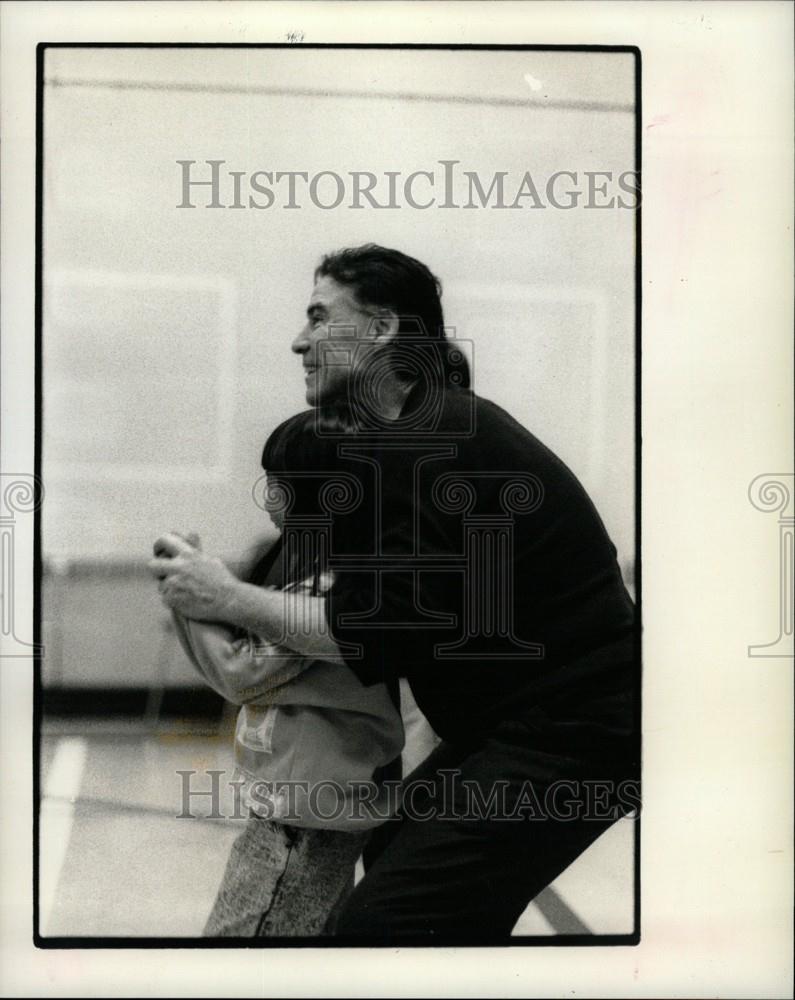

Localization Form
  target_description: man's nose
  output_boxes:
[291,325,310,354]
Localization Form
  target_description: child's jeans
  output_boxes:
[204,815,370,936]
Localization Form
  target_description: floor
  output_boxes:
[39,717,636,939]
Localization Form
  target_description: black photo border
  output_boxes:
[33,41,642,950]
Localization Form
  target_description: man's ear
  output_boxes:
[370,310,400,344]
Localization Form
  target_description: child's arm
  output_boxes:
[172,610,314,705]
[170,608,199,665]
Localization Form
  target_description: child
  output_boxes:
[168,415,404,937]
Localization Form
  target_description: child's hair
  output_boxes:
[252,412,341,587]
[261,410,337,475]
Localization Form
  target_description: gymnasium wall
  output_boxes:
[41,48,636,688]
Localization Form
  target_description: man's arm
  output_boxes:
[219,580,344,662]
[149,533,343,663]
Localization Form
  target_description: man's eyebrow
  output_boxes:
[306,302,327,317]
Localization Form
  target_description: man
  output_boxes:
[151,244,639,938]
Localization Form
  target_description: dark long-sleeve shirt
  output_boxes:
[323,383,638,769]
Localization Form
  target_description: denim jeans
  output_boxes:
[204,816,370,937]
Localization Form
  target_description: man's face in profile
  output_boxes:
[291,275,375,407]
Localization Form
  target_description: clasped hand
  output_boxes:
[149,532,239,621]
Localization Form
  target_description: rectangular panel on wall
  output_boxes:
[41,564,200,688]
[445,281,635,580]
[42,269,240,687]
[447,282,611,486]
[44,269,237,483]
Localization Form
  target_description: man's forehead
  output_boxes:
[308,276,361,312]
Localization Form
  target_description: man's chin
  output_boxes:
[305,384,326,408]
[305,387,347,411]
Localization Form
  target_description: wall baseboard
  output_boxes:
[41,686,226,719]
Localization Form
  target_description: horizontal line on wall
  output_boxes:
[45,77,633,115]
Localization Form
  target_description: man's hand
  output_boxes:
[149,532,240,621]
[153,531,201,556]
[149,532,342,662]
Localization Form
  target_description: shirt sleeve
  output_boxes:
[183,620,315,704]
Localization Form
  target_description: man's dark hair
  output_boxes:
[315,244,470,389]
